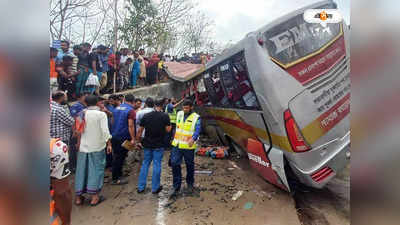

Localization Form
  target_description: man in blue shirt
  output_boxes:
[69,93,87,117]
[111,94,137,185]
[56,40,73,64]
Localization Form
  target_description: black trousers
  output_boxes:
[106,68,116,92]
[111,138,128,181]
[106,151,113,168]
[69,136,78,172]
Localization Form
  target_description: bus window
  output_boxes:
[204,67,230,107]
[196,76,210,106]
[203,72,217,106]
[220,60,246,108]
[220,52,261,110]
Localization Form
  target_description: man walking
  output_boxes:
[74,95,112,206]
[136,99,171,194]
[110,94,137,185]
[170,100,201,198]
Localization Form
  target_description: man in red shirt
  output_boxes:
[106,51,121,93]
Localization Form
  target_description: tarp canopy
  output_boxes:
[164,62,205,82]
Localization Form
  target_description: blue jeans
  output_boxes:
[138,148,164,192]
[171,147,195,191]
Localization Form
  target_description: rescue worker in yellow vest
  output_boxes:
[170,100,201,198]
[165,97,184,146]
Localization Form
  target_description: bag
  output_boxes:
[85,73,100,87]
[121,140,137,151]
[74,110,86,134]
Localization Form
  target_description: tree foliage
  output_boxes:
[50,0,222,56]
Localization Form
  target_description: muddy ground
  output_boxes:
[71,150,349,225]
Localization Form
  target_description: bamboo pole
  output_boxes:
[113,0,118,93]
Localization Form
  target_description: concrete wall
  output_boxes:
[102,81,226,147]
[103,81,187,101]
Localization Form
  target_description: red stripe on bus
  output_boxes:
[317,93,350,132]
[203,115,256,135]
[286,36,346,85]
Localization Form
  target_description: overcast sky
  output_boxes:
[196,0,350,44]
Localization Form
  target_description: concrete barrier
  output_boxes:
[103,81,186,101]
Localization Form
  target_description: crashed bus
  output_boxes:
[167,0,350,192]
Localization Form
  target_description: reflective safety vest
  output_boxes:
[165,104,177,124]
[172,111,200,150]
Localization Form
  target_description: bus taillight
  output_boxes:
[284,109,311,152]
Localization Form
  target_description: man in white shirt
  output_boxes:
[120,48,129,64]
[74,95,112,206]
[136,97,155,138]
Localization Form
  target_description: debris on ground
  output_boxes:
[195,146,229,159]
[229,161,241,170]
[244,202,254,210]
[210,147,229,159]
[195,147,214,156]
[232,190,244,201]
[195,170,213,175]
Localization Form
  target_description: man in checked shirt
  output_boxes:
[50,91,75,147]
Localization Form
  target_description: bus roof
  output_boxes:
[205,0,334,69]
[170,0,335,82]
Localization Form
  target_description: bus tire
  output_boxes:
[284,158,311,195]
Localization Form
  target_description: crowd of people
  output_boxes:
[50,91,201,225]
[50,40,213,102]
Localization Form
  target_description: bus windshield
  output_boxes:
[264,3,341,67]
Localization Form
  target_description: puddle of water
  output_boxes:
[156,193,168,225]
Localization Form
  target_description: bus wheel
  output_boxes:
[284,158,311,195]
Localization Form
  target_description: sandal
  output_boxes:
[111,179,128,185]
[90,196,106,207]
[74,196,85,206]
